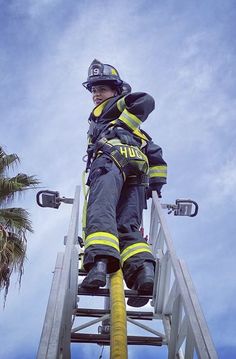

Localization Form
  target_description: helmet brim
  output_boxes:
[82,78,123,92]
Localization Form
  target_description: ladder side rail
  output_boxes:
[179,260,218,359]
[100,277,111,334]
[176,315,188,353]
[151,193,184,272]
[37,252,64,359]
[153,251,171,313]
[152,226,165,260]
[70,246,80,317]
[150,196,185,353]
[52,185,80,359]
[171,262,214,359]
[62,245,79,355]
[150,201,172,314]
[149,201,159,244]
[37,186,80,359]
[150,193,218,359]
[149,201,163,255]
[184,325,195,358]
[163,280,178,315]
[168,293,182,359]
[150,199,173,313]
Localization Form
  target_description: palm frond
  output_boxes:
[0,147,19,176]
[0,225,8,241]
[14,173,40,186]
[0,177,25,202]
[0,208,33,234]
[0,146,40,305]
[0,173,40,203]
[0,232,26,305]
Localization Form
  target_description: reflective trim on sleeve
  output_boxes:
[85,231,120,252]
[149,165,167,179]
[119,109,142,131]
[120,242,152,265]
[116,97,126,112]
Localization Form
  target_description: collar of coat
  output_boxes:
[92,95,124,118]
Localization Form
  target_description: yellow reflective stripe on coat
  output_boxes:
[119,109,142,131]
[85,231,120,252]
[121,242,152,265]
[133,128,149,141]
[116,96,126,112]
[149,165,167,178]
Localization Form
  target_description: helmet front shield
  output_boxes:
[83,59,124,92]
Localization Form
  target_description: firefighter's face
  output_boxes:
[91,85,117,106]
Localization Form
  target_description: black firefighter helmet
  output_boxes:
[82,59,131,95]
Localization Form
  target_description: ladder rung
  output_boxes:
[75,308,154,320]
[71,333,163,346]
[78,287,153,299]
[78,269,87,276]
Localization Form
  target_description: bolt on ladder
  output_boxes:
[36,187,218,358]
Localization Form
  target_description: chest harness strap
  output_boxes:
[95,137,149,186]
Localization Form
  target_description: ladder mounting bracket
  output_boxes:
[36,190,74,209]
[161,199,198,217]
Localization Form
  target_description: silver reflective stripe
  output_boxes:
[119,109,141,130]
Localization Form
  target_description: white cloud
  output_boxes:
[203,158,236,204]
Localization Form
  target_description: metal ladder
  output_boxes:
[36,186,218,358]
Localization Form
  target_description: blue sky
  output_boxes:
[1,0,236,358]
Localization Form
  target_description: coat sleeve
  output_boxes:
[115,92,167,188]
[145,140,167,189]
[115,92,155,132]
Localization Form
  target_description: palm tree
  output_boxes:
[0,146,39,304]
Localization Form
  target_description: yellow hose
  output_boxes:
[110,269,128,359]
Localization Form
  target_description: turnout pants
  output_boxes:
[84,153,155,288]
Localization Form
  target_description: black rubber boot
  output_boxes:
[127,262,155,307]
[81,259,107,289]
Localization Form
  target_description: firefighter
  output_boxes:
[81,59,167,307]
